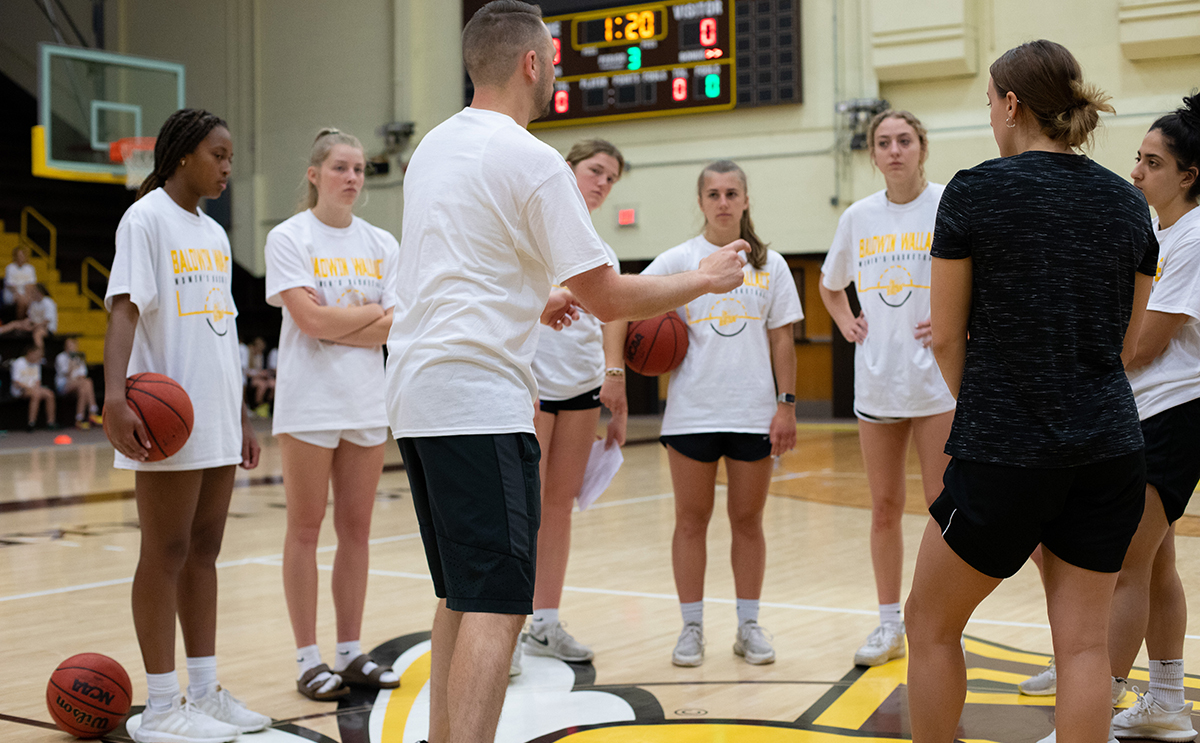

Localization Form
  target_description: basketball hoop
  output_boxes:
[110,137,157,191]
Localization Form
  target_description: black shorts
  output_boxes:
[539,386,602,414]
[1142,396,1200,523]
[660,432,772,463]
[397,433,541,614]
[929,450,1145,579]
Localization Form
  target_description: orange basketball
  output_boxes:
[46,653,132,739]
[125,373,194,461]
[625,312,689,376]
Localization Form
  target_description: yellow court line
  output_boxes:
[560,725,907,742]
[380,649,431,741]
[813,659,907,729]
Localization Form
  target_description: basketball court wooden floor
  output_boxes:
[2,420,1197,743]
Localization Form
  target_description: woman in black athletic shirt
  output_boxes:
[904,40,1157,743]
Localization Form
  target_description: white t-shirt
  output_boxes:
[532,241,620,401]
[105,187,243,471]
[11,356,40,391]
[1128,207,1200,420]
[821,185,956,418]
[385,108,612,437]
[4,260,37,303]
[265,209,399,434]
[643,236,804,435]
[55,351,87,389]
[4,262,36,296]
[27,296,57,332]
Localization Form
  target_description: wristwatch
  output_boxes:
[777,393,795,405]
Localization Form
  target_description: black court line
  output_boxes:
[582,679,853,688]
[0,711,60,730]
[272,703,374,726]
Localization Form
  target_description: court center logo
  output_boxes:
[337,633,1200,742]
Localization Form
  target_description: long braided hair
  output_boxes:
[136,109,228,200]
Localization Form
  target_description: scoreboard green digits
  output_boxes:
[534,0,736,129]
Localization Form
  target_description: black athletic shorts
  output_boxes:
[539,386,602,414]
[1142,396,1200,523]
[397,433,541,614]
[929,450,1145,579]
[660,432,772,463]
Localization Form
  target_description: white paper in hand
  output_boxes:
[577,439,624,511]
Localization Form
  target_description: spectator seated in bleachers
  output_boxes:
[56,337,100,429]
[0,283,57,349]
[3,246,38,320]
[240,336,276,418]
[10,344,56,431]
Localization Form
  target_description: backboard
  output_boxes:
[33,44,185,184]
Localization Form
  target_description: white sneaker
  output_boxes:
[1020,658,1057,696]
[854,623,906,667]
[733,621,776,665]
[523,621,594,662]
[509,637,523,677]
[1112,689,1197,741]
[189,686,270,733]
[1036,727,1119,743]
[1036,724,1118,743]
[1113,677,1129,707]
[672,622,705,667]
[133,697,239,743]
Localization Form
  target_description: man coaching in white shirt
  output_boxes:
[384,3,749,741]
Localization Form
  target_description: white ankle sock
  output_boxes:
[333,640,362,672]
[185,656,217,700]
[879,602,902,627]
[145,671,179,713]
[736,598,759,626]
[680,601,703,627]
[1149,659,1185,710]
[531,608,559,631]
[296,644,323,678]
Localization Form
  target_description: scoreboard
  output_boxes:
[461,0,801,128]
[537,1,735,128]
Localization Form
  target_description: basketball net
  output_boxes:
[112,137,157,191]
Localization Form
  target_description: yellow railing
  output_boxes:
[81,256,110,310]
[19,206,56,268]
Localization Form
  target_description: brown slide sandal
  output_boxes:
[297,664,350,701]
[338,654,400,689]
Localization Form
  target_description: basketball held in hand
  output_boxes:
[625,312,688,376]
[125,373,194,461]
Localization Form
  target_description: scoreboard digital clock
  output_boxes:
[536,0,735,128]
[461,1,801,128]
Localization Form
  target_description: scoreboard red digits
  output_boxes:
[535,0,735,129]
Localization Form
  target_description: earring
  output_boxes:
[179,158,186,167]
[1005,117,1016,129]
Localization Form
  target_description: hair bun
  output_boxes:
[1178,91,1200,131]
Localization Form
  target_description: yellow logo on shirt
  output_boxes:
[858,231,933,258]
[176,288,235,321]
[687,297,761,337]
[312,257,384,279]
[171,248,230,274]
